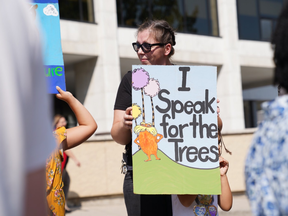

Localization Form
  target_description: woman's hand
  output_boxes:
[219,156,229,176]
[123,107,133,130]
[111,109,133,145]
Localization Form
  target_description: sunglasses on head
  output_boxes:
[132,42,166,53]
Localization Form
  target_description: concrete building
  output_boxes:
[57,0,282,200]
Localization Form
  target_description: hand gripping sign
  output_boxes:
[132,65,221,195]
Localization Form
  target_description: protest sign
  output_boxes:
[31,0,66,93]
[132,65,221,195]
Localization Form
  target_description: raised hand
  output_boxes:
[55,86,74,103]
[219,156,229,176]
[55,86,97,150]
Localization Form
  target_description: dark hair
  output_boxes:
[218,116,232,155]
[271,2,288,92]
[137,20,176,57]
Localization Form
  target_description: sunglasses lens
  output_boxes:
[141,43,151,52]
[132,43,152,53]
[132,43,139,52]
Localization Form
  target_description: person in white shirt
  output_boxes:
[172,116,233,216]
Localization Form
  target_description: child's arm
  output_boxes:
[177,195,197,207]
[56,86,97,150]
[218,156,233,211]
[65,149,81,166]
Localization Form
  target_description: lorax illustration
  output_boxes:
[134,122,163,162]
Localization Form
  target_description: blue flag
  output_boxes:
[31,0,66,93]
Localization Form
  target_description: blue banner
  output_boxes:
[32,0,59,3]
[45,66,66,93]
[31,0,66,94]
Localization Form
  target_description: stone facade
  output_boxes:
[60,0,275,199]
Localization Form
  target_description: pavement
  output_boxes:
[67,196,127,216]
[67,193,252,216]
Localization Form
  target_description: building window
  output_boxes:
[242,85,278,128]
[243,100,264,128]
[237,0,286,41]
[116,0,219,37]
[59,0,94,23]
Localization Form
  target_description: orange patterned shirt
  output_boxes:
[46,127,66,216]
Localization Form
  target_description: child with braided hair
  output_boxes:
[172,116,233,216]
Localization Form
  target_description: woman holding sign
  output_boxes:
[111,20,176,215]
